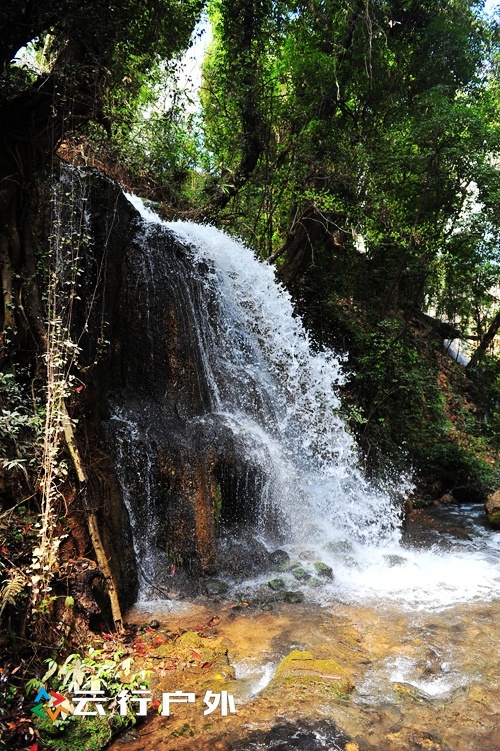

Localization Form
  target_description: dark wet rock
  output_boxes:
[149,619,160,629]
[283,590,304,603]
[269,589,288,602]
[217,534,271,577]
[53,165,291,607]
[227,720,350,750]
[268,549,291,570]
[202,579,229,597]
[268,578,286,591]
[313,562,334,578]
[291,565,311,582]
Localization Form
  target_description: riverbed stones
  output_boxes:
[202,579,229,597]
[290,564,311,582]
[309,577,323,587]
[283,590,304,603]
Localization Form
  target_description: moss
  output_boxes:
[488,510,500,529]
[275,650,354,695]
[36,715,116,751]
[313,562,334,578]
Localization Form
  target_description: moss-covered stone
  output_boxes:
[383,554,407,567]
[268,578,286,591]
[268,549,291,570]
[35,714,118,751]
[291,565,311,582]
[309,577,323,587]
[313,562,334,578]
[275,649,354,695]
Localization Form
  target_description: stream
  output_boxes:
[109,503,500,751]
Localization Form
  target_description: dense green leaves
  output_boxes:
[198,0,500,482]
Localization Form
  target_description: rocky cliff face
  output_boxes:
[50,166,266,607]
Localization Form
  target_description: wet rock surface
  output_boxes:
[53,166,293,596]
[226,721,351,750]
[486,489,500,529]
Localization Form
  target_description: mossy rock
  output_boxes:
[382,554,407,567]
[268,549,291,570]
[489,511,500,529]
[268,578,286,591]
[275,650,354,694]
[152,642,175,658]
[291,566,311,582]
[313,562,334,578]
[177,630,207,649]
[36,714,116,751]
[309,577,323,588]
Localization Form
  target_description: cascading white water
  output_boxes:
[125,195,500,611]
[127,198,404,536]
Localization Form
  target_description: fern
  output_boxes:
[0,570,26,616]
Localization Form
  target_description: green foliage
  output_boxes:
[198,0,500,488]
[0,370,43,477]
[472,353,500,450]
[28,648,149,750]
[40,648,149,696]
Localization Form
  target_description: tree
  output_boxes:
[0,0,203,633]
[0,0,202,357]
[200,0,500,477]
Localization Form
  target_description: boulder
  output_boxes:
[313,561,334,579]
[486,490,500,530]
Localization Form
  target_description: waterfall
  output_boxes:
[46,166,500,613]
[87,190,500,614]
[112,195,404,590]
[160,220,404,543]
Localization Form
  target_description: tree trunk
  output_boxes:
[466,309,500,370]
